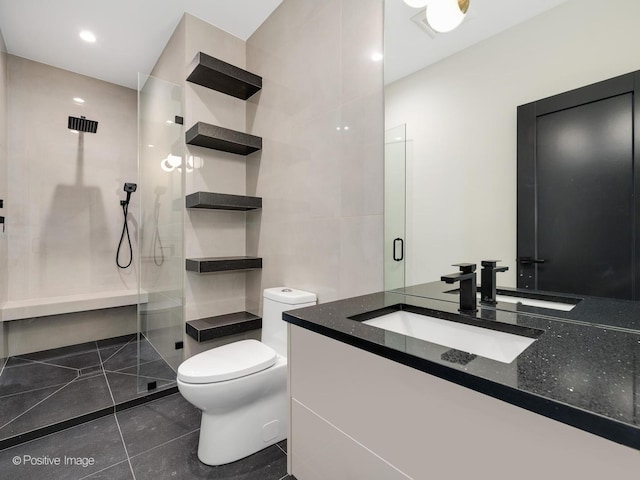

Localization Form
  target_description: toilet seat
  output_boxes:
[177,339,277,384]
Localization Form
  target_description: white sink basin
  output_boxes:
[363,310,537,363]
[490,293,576,311]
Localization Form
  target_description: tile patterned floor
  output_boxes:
[0,335,177,446]
[0,393,291,480]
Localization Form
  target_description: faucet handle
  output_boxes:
[482,260,508,272]
[481,260,500,267]
[453,263,476,274]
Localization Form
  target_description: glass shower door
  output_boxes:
[384,124,407,291]
[137,74,184,393]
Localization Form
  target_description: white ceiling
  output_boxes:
[0,0,571,90]
[0,0,283,89]
[384,0,571,85]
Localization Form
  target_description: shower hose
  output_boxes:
[116,200,133,269]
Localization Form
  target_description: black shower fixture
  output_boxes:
[68,115,98,133]
[117,182,137,269]
[123,182,137,205]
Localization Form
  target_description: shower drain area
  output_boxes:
[0,334,178,449]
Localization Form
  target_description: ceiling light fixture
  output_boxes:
[79,30,96,43]
[371,52,384,62]
[426,0,469,33]
[73,97,85,104]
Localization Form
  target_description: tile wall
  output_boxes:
[246,0,385,310]
[6,56,138,302]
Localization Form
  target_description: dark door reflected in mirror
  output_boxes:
[517,72,639,300]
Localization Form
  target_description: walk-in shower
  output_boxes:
[0,59,183,450]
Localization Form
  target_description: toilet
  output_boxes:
[177,287,317,466]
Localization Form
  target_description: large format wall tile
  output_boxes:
[246,0,384,305]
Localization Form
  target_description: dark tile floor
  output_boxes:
[0,335,177,446]
[0,393,291,480]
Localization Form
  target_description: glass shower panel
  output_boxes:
[137,74,184,394]
[384,124,407,291]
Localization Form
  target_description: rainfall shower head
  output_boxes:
[68,116,98,133]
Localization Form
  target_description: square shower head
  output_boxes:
[68,116,98,133]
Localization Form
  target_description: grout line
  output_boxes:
[140,332,178,375]
[276,442,287,456]
[126,428,200,461]
[103,368,177,383]
[8,356,82,373]
[100,336,137,365]
[0,356,8,378]
[0,380,77,400]
[0,380,75,430]
[113,414,137,480]
[76,458,132,480]
[110,357,172,374]
[96,341,116,407]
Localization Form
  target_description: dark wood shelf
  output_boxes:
[186,122,262,156]
[186,192,262,211]
[187,52,262,100]
[185,256,262,274]
[186,311,262,342]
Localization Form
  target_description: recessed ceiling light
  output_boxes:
[79,30,96,43]
[70,130,79,134]
[371,52,384,62]
[147,144,155,148]
[73,97,85,104]
[166,120,174,124]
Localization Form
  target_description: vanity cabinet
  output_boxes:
[288,324,640,479]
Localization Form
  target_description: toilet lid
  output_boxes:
[177,339,277,384]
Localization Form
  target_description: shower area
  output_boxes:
[0,51,184,449]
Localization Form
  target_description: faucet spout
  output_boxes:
[441,263,477,314]
[480,260,509,306]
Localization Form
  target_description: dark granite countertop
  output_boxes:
[283,282,640,450]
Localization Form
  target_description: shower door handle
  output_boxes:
[393,238,404,262]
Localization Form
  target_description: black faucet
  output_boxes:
[441,263,477,314]
[480,260,508,306]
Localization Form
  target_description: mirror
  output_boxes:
[384,0,640,297]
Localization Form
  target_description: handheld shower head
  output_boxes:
[123,183,137,205]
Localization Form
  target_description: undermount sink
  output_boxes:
[360,309,540,363]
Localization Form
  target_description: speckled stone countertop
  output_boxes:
[283,282,640,450]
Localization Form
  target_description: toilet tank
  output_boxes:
[262,287,316,358]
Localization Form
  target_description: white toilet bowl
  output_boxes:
[177,287,316,466]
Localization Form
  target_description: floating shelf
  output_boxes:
[186,311,262,343]
[186,122,262,156]
[186,192,262,211]
[187,52,262,100]
[185,256,262,274]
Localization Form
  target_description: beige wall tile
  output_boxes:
[6,56,138,303]
[246,0,384,309]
